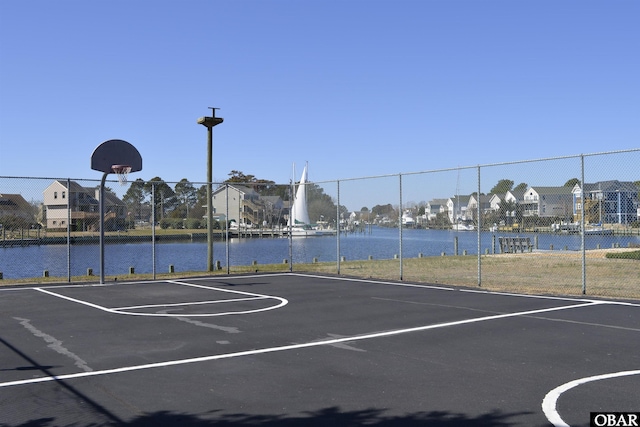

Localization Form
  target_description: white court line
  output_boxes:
[284,272,456,291]
[542,370,640,427]
[34,282,288,317]
[0,300,602,389]
[112,296,269,311]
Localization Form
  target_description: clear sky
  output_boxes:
[1,1,638,210]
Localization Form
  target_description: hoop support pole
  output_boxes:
[99,172,108,284]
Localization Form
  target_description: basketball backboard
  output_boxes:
[91,139,142,174]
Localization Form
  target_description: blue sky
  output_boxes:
[1,1,638,210]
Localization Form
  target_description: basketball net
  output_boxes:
[112,165,132,186]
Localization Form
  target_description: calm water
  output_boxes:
[1,227,638,280]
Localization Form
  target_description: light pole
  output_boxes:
[197,107,223,271]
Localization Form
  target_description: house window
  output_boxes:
[54,192,58,199]
[62,191,66,199]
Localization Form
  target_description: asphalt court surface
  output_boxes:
[0,273,638,426]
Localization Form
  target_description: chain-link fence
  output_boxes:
[1,149,639,298]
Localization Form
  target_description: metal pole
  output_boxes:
[67,178,71,282]
[288,179,293,271]
[477,165,482,287]
[336,180,341,275]
[581,155,586,294]
[399,173,403,281]
[99,172,108,284]
[152,183,156,280]
[225,183,230,274]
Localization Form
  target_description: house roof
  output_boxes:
[429,199,448,205]
[471,194,493,203]
[0,193,31,212]
[47,180,123,206]
[449,195,471,204]
[54,180,87,193]
[581,180,638,193]
[506,189,526,200]
[213,184,259,197]
[528,186,574,195]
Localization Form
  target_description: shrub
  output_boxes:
[605,250,640,260]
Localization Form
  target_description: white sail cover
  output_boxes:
[290,163,311,225]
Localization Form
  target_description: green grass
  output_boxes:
[605,250,640,260]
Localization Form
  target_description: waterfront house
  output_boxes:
[505,189,526,205]
[468,194,493,218]
[572,180,639,225]
[425,199,448,221]
[0,193,34,224]
[447,195,471,223]
[212,184,286,228]
[42,180,127,231]
[521,186,573,219]
[489,194,505,212]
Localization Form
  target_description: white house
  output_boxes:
[489,194,505,212]
[505,189,526,205]
[522,186,573,218]
[447,195,471,223]
[425,199,448,221]
[467,194,493,217]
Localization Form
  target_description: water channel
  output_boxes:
[1,227,638,280]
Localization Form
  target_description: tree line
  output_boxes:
[121,171,347,229]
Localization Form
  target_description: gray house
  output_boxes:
[522,186,574,219]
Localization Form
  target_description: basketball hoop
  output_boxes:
[112,164,132,186]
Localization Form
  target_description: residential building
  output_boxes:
[43,180,127,231]
[489,194,506,212]
[447,195,471,223]
[572,180,638,225]
[521,186,574,218]
[0,193,34,223]
[212,184,286,227]
[467,194,493,218]
[425,199,447,221]
[505,189,526,205]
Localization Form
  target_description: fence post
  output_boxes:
[67,178,71,283]
[225,183,230,274]
[336,180,341,275]
[152,183,156,280]
[399,173,403,281]
[581,154,586,294]
[477,165,482,287]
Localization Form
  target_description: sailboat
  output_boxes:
[289,163,320,237]
[452,170,474,231]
